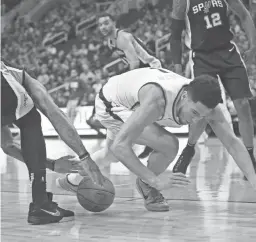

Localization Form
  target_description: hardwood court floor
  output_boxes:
[1,137,256,242]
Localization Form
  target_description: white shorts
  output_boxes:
[95,94,133,140]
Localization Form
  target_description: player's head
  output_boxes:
[98,13,116,37]
[178,75,222,124]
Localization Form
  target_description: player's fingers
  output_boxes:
[171,176,190,182]
[72,164,83,170]
[172,180,190,186]
[172,183,190,188]
[62,155,76,160]
[72,160,83,165]
[170,176,190,183]
[172,172,187,177]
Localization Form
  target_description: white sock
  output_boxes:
[67,173,83,186]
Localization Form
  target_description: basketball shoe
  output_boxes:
[136,178,169,212]
[47,192,74,221]
[56,174,78,194]
[28,195,64,225]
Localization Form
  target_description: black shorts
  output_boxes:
[191,42,252,100]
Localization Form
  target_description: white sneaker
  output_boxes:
[56,174,78,194]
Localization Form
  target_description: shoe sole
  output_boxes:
[135,179,169,212]
[28,216,63,225]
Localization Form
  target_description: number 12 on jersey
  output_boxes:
[204,13,222,29]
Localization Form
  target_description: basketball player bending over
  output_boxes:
[98,13,161,158]
[1,60,104,224]
[170,0,256,178]
[57,68,256,212]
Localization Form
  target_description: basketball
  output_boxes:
[76,176,115,212]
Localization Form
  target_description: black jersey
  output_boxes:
[184,0,233,51]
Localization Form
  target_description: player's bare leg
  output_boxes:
[233,98,256,180]
[58,123,179,211]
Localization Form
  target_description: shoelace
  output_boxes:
[140,180,165,203]
[149,188,165,203]
[140,180,153,196]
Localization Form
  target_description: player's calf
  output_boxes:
[233,98,256,179]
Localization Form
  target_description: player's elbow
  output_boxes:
[33,88,57,117]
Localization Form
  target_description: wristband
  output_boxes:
[79,152,90,160]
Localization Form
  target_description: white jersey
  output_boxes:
[101,67,191,127]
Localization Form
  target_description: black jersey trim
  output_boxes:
[98,88,124,123]
[172,85,188,125]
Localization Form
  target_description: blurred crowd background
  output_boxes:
[1,0,256,127]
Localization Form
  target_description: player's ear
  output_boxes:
[181,90,188,100]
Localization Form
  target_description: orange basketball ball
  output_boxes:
[77,176,115,212]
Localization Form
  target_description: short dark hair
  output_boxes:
[97,13,116,22]
[187,74,222,109]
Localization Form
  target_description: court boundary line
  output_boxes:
[1,190,255,204]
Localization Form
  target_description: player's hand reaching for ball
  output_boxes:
[80,156,106,187]
[154,172,190,191]
[50,155,83,173]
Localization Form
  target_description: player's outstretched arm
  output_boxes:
[118,33,141,70]
[22,72,105,185]
[110,84,165,187]
[1,126,84,173]
[227,0,256,63]
[119,32,161,69]
[170,0,186,75]
[207,106,256,189]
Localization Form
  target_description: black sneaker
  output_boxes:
[28,200,63,225]
[47,192,74,221]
